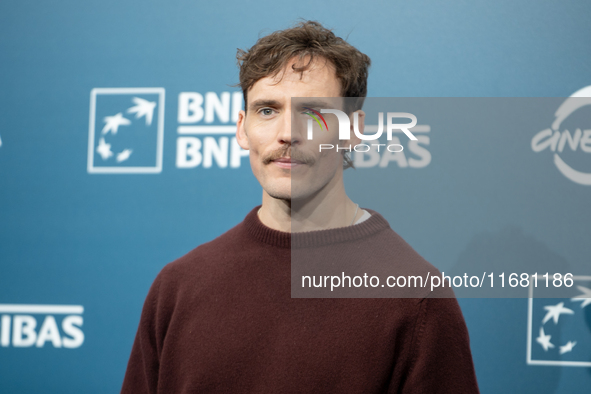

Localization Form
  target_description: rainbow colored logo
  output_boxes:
[303,107,328,131]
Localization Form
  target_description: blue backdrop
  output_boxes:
[1,0,590,392]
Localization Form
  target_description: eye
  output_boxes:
[259,108,276,116]
[302,107,320,116]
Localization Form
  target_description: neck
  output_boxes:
[257,171,360,233]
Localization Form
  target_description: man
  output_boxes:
[122,21,479,393]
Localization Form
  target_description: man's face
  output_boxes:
[236,58,358,201]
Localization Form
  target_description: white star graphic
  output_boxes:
[559,341,577,355]
[542,302,574,325]
[116,149,133,163]
[102,113,131,135]
[96,138,113,160]
[127,97,156,126]
[536,327,554,351]
[571,285,591,308]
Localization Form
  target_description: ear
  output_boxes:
[236,109,249,150]
[348,110,365,147]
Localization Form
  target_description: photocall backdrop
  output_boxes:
[1,1,590,392]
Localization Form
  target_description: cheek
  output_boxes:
[245,122,276,152]
[316,145,343,170]
[306,127,341,151]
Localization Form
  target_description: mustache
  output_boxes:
[262,145,315,165]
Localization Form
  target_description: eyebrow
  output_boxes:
[296,100,333,109]
[248,99,282,111]
[248,98,338,112]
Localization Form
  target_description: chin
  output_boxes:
[263,182,292,201]
[260,174,325,202]
[265,190,291,201]
[264,185,316,202]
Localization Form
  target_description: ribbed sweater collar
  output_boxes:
[242,205,390,249]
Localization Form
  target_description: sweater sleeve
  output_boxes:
[394,296,480,394]
[121,270,165,394]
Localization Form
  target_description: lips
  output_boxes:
[272,157,303,168]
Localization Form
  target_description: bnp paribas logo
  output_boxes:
[527,276,591,367]
[87,88,165,174]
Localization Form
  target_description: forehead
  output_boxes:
[247,58,342,106]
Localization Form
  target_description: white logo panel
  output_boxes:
[527,275,591,367]
[88,88,165,174]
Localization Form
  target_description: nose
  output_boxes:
[276,106,297,146]
[278,106,305,146]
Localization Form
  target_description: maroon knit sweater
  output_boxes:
[121,206,479,393]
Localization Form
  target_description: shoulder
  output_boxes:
[153,218,255,292]
[362,209,448,300]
